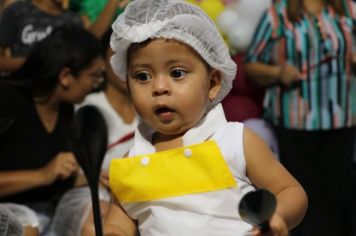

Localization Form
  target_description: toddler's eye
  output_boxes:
[170,69,187,79]
[134,72,151,82]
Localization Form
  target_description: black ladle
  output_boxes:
[238,189,277,233]
[69,105,108,236]
[0,117,13,135]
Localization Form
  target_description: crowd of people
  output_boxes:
[0,0,355,236]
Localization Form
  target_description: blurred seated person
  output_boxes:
[0,25,104,236]
[51,28,137,236]
[68,0,131,46]
[0,0,121,74]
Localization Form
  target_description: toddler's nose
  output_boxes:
[152,77,171,96]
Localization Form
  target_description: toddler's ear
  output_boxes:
[208,69,222,101]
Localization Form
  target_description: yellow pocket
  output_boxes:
[110,140,236,203]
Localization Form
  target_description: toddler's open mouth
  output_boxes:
[155,106,175,122]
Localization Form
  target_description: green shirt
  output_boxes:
[69,0,126,22]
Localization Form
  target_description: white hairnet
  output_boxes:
[0,203,38,228]
[50,187,111,236]
[0,204,24,236]
[110,0,237,105]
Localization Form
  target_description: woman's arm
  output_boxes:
[244,62,282,86]
[0,48,25,72]
[0,56,25,72]
[87,0,128,39]
[244,62,303,87]
[0,170,48,198]
[0,152,78,198]
[243,127,308,230]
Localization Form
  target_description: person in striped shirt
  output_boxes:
[245,0,356,235]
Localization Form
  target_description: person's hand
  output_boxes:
[39,152,79,185]
[100,170,110,189]
[351,53,356,72]
[278,64,303,87]
[352,53,356,63]
[117,0,130,8]
[252,214,289,236]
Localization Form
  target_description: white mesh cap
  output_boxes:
[110,0,237,105]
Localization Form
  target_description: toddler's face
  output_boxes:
[127,39,221,136]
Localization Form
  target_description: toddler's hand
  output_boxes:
[252,214,288,236]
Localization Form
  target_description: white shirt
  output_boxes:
[125,104,255,236]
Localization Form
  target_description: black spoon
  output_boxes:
[0,117,13,135]
[69,105,108,236]
[238,189,277,233]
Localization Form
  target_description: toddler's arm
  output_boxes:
[103,198,137,236]
[243,127,308,234]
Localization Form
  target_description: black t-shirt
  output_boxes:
[0,1,83,56]
[0,85,75,204]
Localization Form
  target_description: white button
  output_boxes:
[183,148,192,158]
[141,156,150,166]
